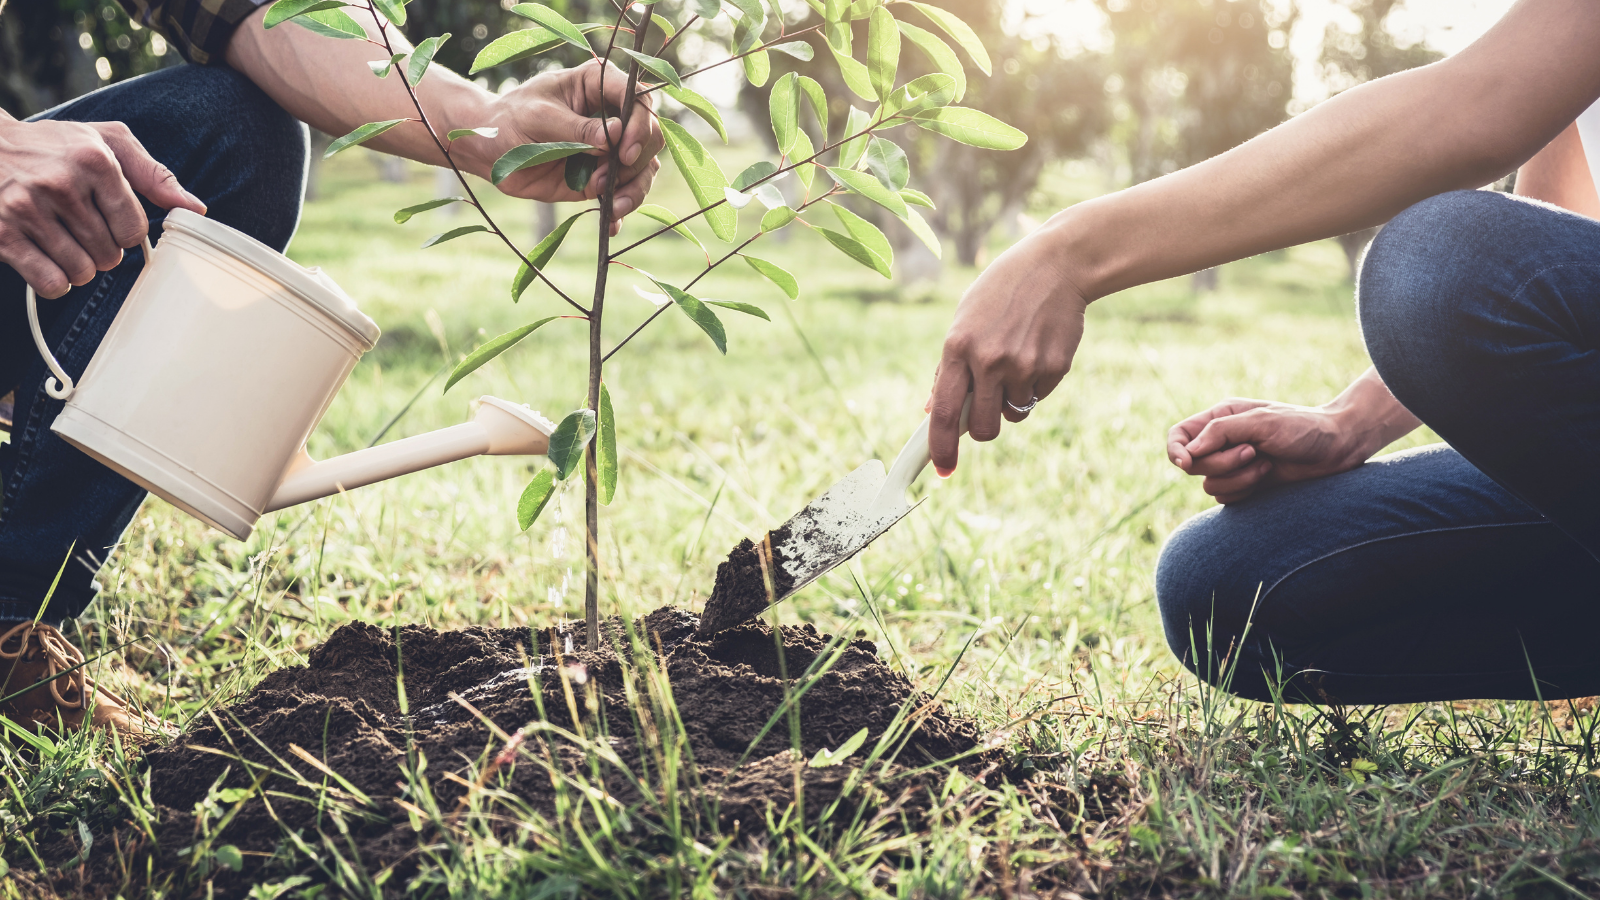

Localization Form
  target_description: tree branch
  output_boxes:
[368,3,590,316]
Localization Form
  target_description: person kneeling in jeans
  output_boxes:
[917,2,1600,707]
[0,0,662,737]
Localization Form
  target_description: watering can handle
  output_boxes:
[25,235,155,401]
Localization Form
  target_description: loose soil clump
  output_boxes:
[50,607,996,898]
[699,523,798,634]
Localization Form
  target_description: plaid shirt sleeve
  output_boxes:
[115,0,271,66]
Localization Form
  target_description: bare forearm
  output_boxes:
[1038,0,1600,302]
[224,6,499,178]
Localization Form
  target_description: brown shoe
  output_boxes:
[0,622,167,741]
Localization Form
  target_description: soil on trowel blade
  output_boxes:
[50,607,994,899]
[699,522,798,634]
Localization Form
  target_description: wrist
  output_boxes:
[430,82,505,181]
[1034,200,1121,303]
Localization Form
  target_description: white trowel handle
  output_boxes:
[875,394,972,510]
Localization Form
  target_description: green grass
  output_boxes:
[4,151,1600,898]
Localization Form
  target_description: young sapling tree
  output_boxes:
[264,0,1026,646]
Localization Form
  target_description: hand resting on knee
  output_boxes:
[1167,367,1421,503]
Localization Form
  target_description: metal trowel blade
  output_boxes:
[768,459,916,604]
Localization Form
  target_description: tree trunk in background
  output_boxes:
[534,201,556,242]
[1337,226,1383,282]
[304,130,334,201]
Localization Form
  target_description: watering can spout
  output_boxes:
[264,396,554,513]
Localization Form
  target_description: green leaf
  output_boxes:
[653,279,726,353]
[294,8,367,39]
[798,75,829,142]
[512,211,588,301]
[809,727,868,767]
[394,196,465,223]
[897,19,965,102]
[769,72,799,156]
[837,106,872,169]
[490,141,594,184]
[706,299,770,320]
[743,254,799,297]
[823,0,851,53]
[518,469,557,529]
[904,207,941,259]
[325,119,407,158]
[598,383,618,505]
[692,0,721,18]
[445,317,559,392]
[368,52,405,78]
[548,409,597,480]
[214,844,244,873]
[880,72,957,119]
[635,204,706,255]
[753,183,786,209]
[901,187,935,208]
[565,154,598,192]
[619,48,681,88]
[760,206,798,233]
[509,4,591,52]
[447,126,499,141]
[662,85,727,143]
[865,137,908,191]
[660,119,737,242]
[817,227,889,278]
[767,40,814,61]
[707,297,768,318]
[729,0,767,51]
[832,202,892,265]
[733,161,778,191]
[791,128,815,190]
[371,0,405,25]
[906,2,990,75]
[829,166,907,219]
[263,0,348,28]
[742,49,771,87]
[912,107,1026,150]
[827,42,876,102]
[421,224,488,248]
[216,787,251,804]
[471,27,563,73]
[407,33,449,85]
[651,13,676,40]
[866,6,899,105]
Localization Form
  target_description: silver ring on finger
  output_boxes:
[1005,395,1039,414]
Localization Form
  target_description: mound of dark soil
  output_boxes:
[699,523,798,634]
[51,607,996,898]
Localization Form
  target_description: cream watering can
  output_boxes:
[25,207,554,541]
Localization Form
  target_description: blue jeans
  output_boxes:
[0,65,307,624]
[1157,190,1600,704]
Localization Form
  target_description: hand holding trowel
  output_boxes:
[697,397,972,635]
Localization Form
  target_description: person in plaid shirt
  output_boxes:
[0,0,662,737]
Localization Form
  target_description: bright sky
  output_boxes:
[1021,0,1517,105]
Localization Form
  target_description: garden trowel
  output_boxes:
[698,397,971,634]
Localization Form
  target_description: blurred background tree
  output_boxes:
[1321,0,1442,279]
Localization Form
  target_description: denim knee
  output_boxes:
[1155,506,1242,685]
[53,65,309,252]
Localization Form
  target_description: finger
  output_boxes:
[0,233,73,299]
[1185,443,1256,477]
[1000,381,1036,424]
[25,219,97,288]
[1185,411,1271,459]
[968,370,1004,443]
[928,358,969,476]
[96,123,204,221]
[58,200,124,272]
[1202,458,1273,499]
